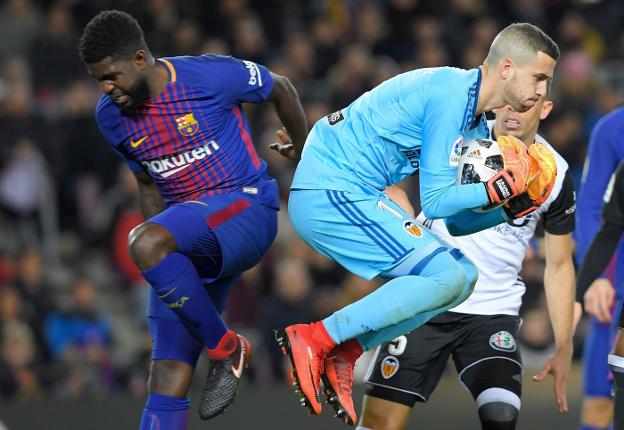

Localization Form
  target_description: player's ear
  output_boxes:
[499,57,514,80]
[539,100,553,120]
[133,50,149,70]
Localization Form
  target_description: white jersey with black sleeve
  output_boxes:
[415,121,576,316]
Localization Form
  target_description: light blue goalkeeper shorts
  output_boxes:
[288,188,449,280]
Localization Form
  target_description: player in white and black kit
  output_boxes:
[577,161,624,430]
[357,95,578,430]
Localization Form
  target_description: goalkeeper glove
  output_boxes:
[503,142,558,219]
[484,135,532,205]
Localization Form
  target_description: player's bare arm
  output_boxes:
[532,231,575,413]
[134,171,165,220]
[267,72,307,160]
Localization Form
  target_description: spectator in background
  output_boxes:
[13,248,54,360]
[0,286,43,401]
[262,259,313,381]
[44,278,113,398]
[0,0,41,61]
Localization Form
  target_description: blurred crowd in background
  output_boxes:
[0,0,622,402]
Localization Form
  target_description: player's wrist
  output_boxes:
[485,171,517,205]
[503,193,538,219]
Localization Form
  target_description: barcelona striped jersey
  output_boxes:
[95,54,274,205]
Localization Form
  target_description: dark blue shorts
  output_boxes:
[146,179,278,321]
[582,297,624,397]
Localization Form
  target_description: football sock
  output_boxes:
[610,354,624,430]
[323,251,470,349]
[338,339,364,362]
[310,321,337,350]
[140,393,189,430]
[142,252,226,349]
[580,426,609,430]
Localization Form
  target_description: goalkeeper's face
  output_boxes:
[502,51,555,113]
[87,55,151,114]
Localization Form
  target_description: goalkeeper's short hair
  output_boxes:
[79,10,149,64]
[485,23,560,67]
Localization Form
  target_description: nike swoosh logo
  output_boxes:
[161,164,191,178]
[130,136,148,148]
[231,341,245,379]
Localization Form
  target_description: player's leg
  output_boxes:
[129,210,231,352]
[354,249,477,350]
[455,314,523,430]
[277,190,476,421]
[359,317,458,430]
[581,314,619,430]
[357,396,412,430]
[197,275,252,420]
[135,184,278,418]
[609,305,624,430]
[140,316,202,430]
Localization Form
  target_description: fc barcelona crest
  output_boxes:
[381,356,399,379]
[175,113,199,136]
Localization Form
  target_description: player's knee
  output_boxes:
[478,401,518,430]
[128,222,177,269]
[148,359,193,397]
[360,403,403,430]
[435,260,466,306]
[460,256,479,289]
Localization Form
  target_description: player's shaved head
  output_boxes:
[79,10,149,64]
[484,23,560,67]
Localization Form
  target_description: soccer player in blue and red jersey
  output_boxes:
[79,10,307,430]
[576,107,624,430]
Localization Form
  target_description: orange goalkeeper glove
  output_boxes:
[484,135,533,205]
[504,142,558,219]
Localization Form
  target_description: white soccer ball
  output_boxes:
[455,138,504,185]
[456,138,505,212]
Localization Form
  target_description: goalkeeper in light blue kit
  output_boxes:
[273,23,560,426]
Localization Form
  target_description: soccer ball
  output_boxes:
[456,138,505,212]
[456,138,504,185]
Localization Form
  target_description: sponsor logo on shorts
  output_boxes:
[403,221,422,237]
[489,330,516,352]
[449,136,463,166]
[381,356,399,379]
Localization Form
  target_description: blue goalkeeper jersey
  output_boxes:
[576,106,624,291]
[291,67,490,218]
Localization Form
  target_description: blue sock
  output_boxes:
[142,252,226,348]
[140,393,189,430]
[580,426,609,430]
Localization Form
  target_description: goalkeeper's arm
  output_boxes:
[420,135,532,219]
[444,206,509,236]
